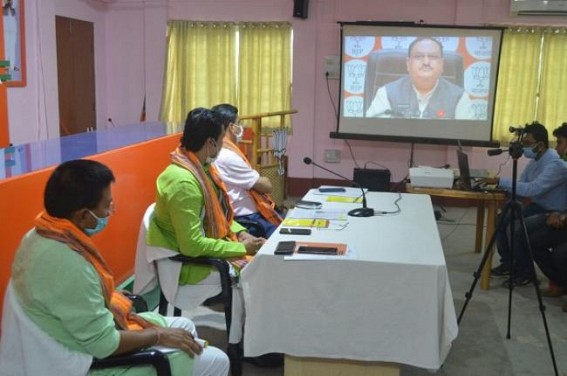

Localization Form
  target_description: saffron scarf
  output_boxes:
[171,147,238,241]
[223,140,283,225]
[170,147,252,268]
[34,212,152,330]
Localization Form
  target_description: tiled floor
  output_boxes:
[184,205,567,376]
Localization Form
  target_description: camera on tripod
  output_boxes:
[487,125,526,159]
[509,125,527,135]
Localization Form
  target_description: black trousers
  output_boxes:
[523,214,567,286]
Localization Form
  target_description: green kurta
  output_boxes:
[12,229,192,376]
[148,164,247,285]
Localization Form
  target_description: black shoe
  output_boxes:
[243,353,284,368]
[502,275,534,288]
[491,264,511,277]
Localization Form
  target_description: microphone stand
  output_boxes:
[303,157,374,217]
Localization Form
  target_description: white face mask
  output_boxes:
[205,139,218,164]
[233,124,244,143]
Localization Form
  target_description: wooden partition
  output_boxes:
[0,133,181,317]
[239,109,297,205]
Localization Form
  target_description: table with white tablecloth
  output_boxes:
[241,190,458,374]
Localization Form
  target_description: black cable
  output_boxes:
[344,139,361,169]
[325,72,360,169]
[363,160,390,171]
[325,72,338,119]
[375,193,402,215]
[392,175,409,193]
[440,207,472,242]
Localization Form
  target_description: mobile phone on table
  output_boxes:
[296,246,338,255]
[318,187,346,193]
[279,228,312,235]
[295,200,322,209]
[274,241,296,255]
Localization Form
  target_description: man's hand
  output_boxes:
[156,327,203,358]
[238,231,266,255]
[546,212,567,229]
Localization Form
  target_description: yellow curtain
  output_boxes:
[492,28,542,145]
[238,22,292,128]
[538,28,567,130]
[160,20,237,124]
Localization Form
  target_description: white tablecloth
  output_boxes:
[241,191,458,370]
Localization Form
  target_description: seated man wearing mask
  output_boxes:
[484,122,567,287]
[212,104,283,238]
[0,159,229,376]
[148,108,274,370]
[503,122,567,295]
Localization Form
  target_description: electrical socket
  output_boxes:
[324,55,340,79]
[324,149,341,163]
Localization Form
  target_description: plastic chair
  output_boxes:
[363,48,464,113]
[133,203,242,376]
[0,279,172,376]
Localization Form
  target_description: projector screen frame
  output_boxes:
[329,131,500,147]
[334,21,504,148]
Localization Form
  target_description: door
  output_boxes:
[56,16,96,136]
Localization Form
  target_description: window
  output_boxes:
[493,27,567,145]
[160,20,292,129]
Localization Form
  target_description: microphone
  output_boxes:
[509,125,525,134]
[107,118,116,127]
[303,157,374,217]
[487,149,504,156]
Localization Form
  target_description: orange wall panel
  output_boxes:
[0,133,180,317]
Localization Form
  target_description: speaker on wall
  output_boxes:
[293,0,309,19]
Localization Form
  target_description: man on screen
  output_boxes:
[365,37,475,120]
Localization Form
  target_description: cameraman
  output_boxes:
[482,122,567,287]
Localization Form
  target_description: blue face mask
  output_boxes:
[85,210,109,236]
[523,147,537,159]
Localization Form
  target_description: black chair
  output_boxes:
[363,48,464,113]
[124,292,149,313]
[91,349,171,376]
[90,294,171,376]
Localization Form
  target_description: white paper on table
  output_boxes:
[287,208,348,221]
[312,185,368,198]
[284,247,357,261]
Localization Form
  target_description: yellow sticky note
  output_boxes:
[282,218,329,228]
[325,196,363,203]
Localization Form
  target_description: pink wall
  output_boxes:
[7,0,563,182]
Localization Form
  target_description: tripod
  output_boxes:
[458,141,559,376]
